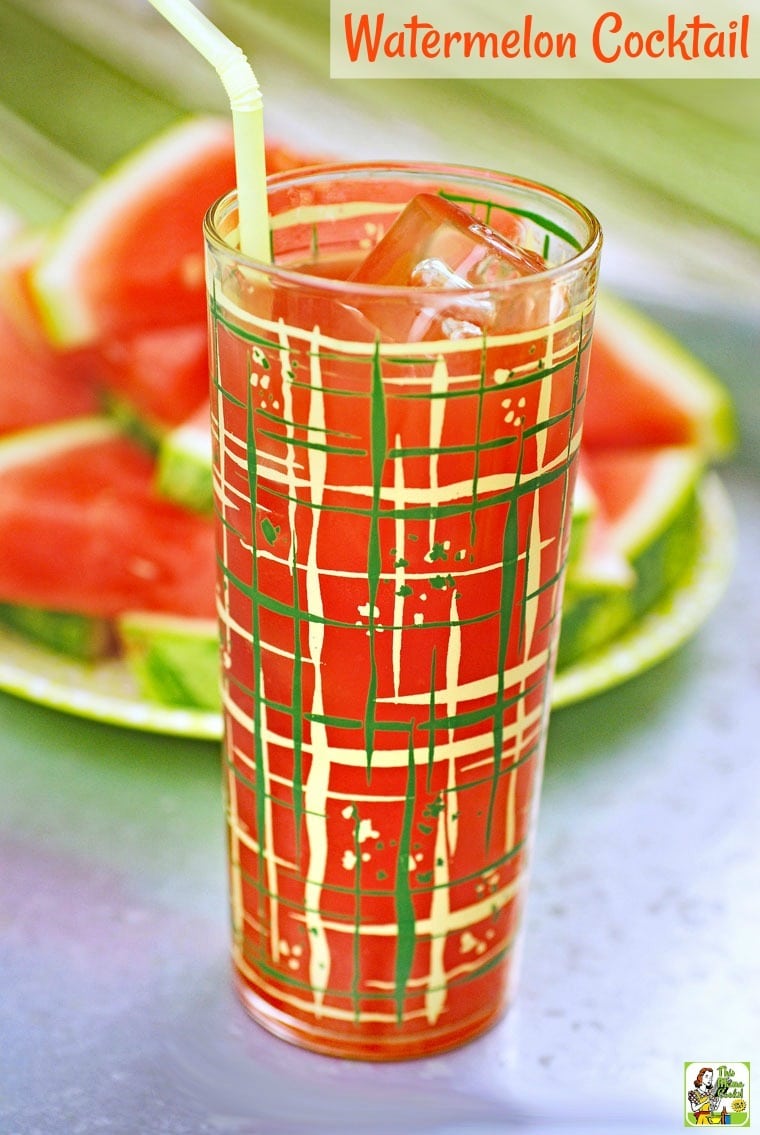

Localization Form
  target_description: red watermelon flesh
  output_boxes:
[571,456,633,587]
[572,450,647,583]
[581,445,701,564]
[581,295,732,456]
[0,423,216,619]
[264,139,327,173]
[0,243,98,436]
[78,136,329,430]
[583,449,654,524]
[31,124,330,350]
[32,119,237,346]
[93,323,209,430]
[74,134,233,337]
[583,332,693,449]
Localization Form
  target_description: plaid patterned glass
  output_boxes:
[204,163,602,1059]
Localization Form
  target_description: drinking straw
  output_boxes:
[146,0,270,261]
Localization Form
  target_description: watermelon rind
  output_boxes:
[558,447,704,668]
[565,469,594,575]
[155,415,213,514]
[100,390,164,451]
[593,293,737,460]
[566,468,635,592]
[0,415,121,473]
[553,475,734,708]
[30,116,232,347]
[0,603,113,661]
[118,611,219,709]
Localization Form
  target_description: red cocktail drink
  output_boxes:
[204,163,602,1059]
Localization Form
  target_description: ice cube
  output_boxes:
[349,193,546,342]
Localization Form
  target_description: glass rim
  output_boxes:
[204,160,603,299]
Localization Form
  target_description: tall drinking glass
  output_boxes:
[204,163,602,1060]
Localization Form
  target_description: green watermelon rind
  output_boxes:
[155,417,214,514]
[593,293,737,460]
[552,474,734,708]
[118,611,219,710]
[564,468,636,594]
[558,448,704,668]
[565,470,595,576]
[100,390,165,451]
[30,116,233,347]
[0,603,113,662]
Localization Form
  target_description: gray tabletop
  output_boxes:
[1,302,758,1134]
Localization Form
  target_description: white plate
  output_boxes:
[0,476,735,737]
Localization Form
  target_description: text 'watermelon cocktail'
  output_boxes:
[204,163,602,1059]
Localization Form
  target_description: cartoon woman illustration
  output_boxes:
[688,1068,728,1125]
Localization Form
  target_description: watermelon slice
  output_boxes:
[32,117,237,346]
[0,237,99,436]
[0,603,113,661]
[262,139,327,174]
[155,400,213,513]
[118,612,218,709]
[583,293,735,458]
[558,446,704,667]
[0,417,215,621]
[30,123,327,351]
[93,323,209,435]
[567,461,635,590]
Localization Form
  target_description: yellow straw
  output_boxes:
[146,0,270,261]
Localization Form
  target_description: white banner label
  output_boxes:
[330,0,759,77]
